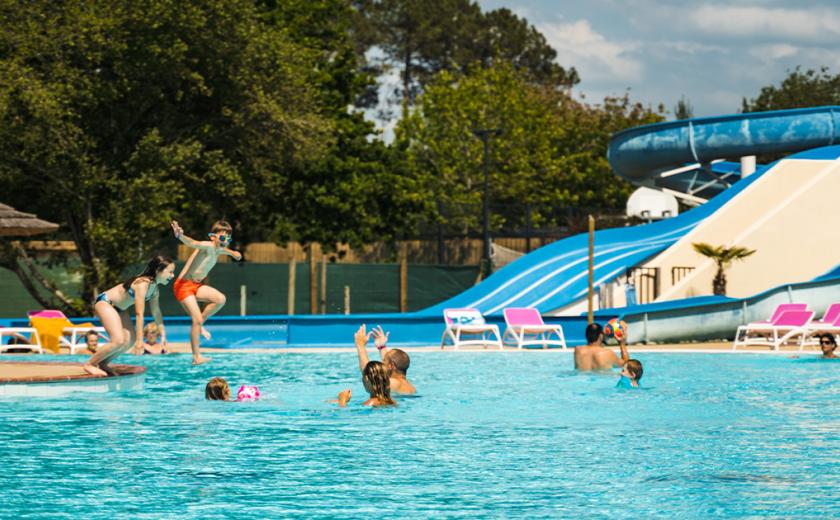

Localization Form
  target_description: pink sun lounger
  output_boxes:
[733,309,814,350]
[733,303,807,348]
[502,308,566,349]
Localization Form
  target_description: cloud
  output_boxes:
[537,19,644,82]
[690,5,840,42]
[748,43,799,61]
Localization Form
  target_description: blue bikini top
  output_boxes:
[127,284,156,301]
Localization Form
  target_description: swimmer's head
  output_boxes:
[622,359,644,381]
[210,220,233,246]
[205,377,231,401]
[362,361,394,404]
[585,323,603,344]
[143,322,159,344]
[818,333,837,356]
[85,330,99,350]
[383,348,410,376]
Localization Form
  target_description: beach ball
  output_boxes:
[603,319,627,341]
[237,385,260,402]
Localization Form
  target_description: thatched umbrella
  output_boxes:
[0,203,59,237]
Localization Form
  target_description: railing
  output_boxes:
[671,266,695,285]
[626,267,660,305]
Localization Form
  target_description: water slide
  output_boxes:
[420,107,840,317]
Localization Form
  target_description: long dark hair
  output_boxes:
[122,255,173,290]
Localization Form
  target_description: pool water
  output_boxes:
[1,352,838,518]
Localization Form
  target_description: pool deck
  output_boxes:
[0,362,145,382]
[0,342,823,357]
[0,362,147,396]
[177,342,823,354]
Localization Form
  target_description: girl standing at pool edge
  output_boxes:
[83,256,175,377]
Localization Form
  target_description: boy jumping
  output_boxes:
[171,220,242,365]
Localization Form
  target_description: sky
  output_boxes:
[476,0,840,117]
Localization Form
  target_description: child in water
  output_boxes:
[616,338,644,389]
[205,377,231,400]
[205,377,260,401]
[337,361,396,407]
[141,323,166,355]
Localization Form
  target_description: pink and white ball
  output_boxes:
[237,385,260,402]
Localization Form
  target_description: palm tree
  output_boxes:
[692,243,756,296]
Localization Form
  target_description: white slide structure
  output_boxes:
[643,155,840,302]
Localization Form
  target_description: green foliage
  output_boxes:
[674,95,694,120]
[742,66,840,112]
[355,0,578,109]
[692,242,756,296]
[0,0,384,306]
[396,62,664,232]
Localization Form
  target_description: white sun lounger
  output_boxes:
[441,308,503,350]
[0,327,43,354]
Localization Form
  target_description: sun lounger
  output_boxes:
[502,308,566,349]
[28,310,107,354]
[733,303,808,348]
[0,327,43,354]
[809,303,840,329]
[441,308,503,350]
[801,311,840,350]
[733,310,814,350]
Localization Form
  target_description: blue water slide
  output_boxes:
[608,106,840,182]
[418,168,764,316]
[420,107,840,317]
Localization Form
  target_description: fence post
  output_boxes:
[240,285,246,316]
[399,241,408,312]
[320,254,327,314]
[344,285,350,315]
[287,244,296,315]
[309,245,317,314]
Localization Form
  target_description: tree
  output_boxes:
[692,243,756,296]
[395,62,664,235]
[0,0,386,311]
[355,0,578,113]
[259,0,407,247]
[742,66,840,112]
[674,95,694,120]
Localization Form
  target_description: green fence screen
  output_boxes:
[0,263,480,317]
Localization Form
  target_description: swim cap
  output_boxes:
[237,385,260,402]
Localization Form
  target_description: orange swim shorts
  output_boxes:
[173,278,205,302]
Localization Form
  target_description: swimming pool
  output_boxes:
[1,352,837,518]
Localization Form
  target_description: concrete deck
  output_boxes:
[0,362,145,383]
[1,342,823,356]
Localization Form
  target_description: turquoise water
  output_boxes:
[1,352,838,518]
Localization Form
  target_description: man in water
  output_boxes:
[575,322,629,371]
[353,324,416,395]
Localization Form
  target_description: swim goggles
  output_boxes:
[209,232,232,244]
